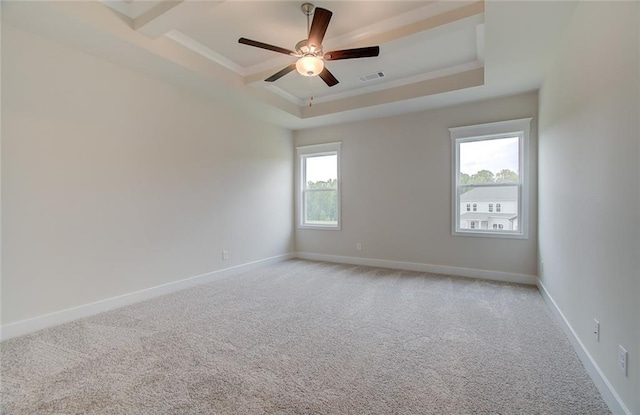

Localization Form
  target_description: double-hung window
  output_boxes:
[297,142,341,229]
[450,118,531,238]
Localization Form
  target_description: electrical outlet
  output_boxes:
[619,345,628,376]
[593,319,600,341]
[356,242,362,251]
[222,250,229,261]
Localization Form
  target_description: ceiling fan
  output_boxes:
[238,3,380,87]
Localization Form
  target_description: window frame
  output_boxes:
[296,142,342,230]
[449,118,531,239]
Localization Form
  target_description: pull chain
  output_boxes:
[308,77,314,107]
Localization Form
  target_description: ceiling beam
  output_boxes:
[301,67,485,119]
[134,0,224,39]
[348,1,484,49]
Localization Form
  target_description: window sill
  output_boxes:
[298,224,341,231]
[453,230,528,240]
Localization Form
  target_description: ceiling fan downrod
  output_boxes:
[301,3,315,37]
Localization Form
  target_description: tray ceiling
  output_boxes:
[3,0,578,129]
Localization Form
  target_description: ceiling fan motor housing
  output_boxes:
[295,39,322,57]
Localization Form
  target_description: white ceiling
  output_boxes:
[2,0,578,130]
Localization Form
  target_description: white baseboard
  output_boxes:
[537,280,630,415]
[295,252,537,285]
[1,253,295,341]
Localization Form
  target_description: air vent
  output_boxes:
[359,71,386,83]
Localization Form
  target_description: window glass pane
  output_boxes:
[305,189,338,225]
[304,153,338,226]
[459,137,519,184]
[458,185,519,231]
[305,154,337,186]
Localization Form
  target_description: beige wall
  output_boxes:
[294,92,538,277]
[1,26,294,325]
[538,2,639,413]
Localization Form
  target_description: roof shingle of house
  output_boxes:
[460,186,517,202]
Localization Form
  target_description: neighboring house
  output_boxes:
[459,186,518,231]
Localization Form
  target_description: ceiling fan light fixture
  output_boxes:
[296,55,324,77]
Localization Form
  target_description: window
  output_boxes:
[466,203,471,212]
[450,118,531,238]
[297,142,341,229]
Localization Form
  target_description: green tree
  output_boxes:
[495,169,519,183]
[305,179,338,223]
[469,169,495,184]
[459,172,471,185]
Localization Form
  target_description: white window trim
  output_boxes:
[296,142,341,230]
[449,118,532,239]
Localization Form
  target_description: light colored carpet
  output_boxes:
[1,259,610,414]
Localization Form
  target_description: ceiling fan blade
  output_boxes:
[238,38,295,56]
[265,64,297,82]
[324,46,380,61]
[307,7,332,50]
[318,67,339,87]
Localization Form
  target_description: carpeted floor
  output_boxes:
[1,259,610,414]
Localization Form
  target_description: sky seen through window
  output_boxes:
[460,136,519,175]
[306,154,337,183]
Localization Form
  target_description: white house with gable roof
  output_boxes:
[459,187,518,231]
